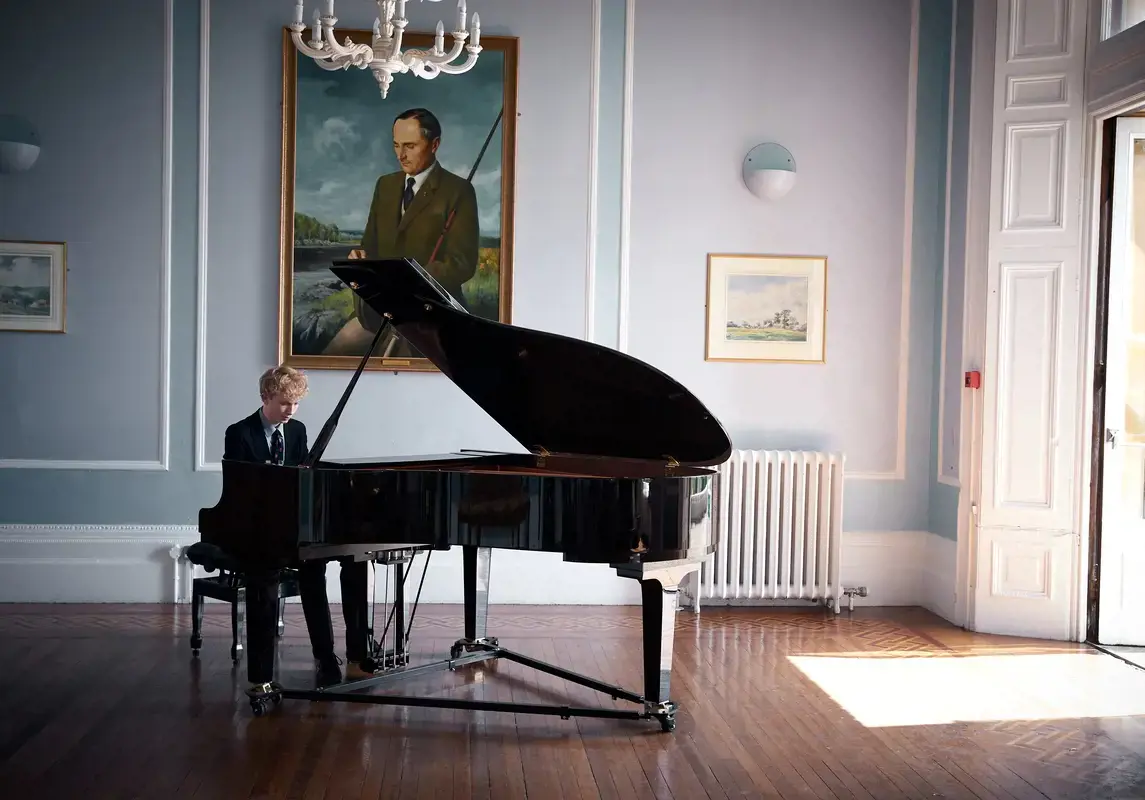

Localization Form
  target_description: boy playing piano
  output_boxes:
[223,364,376,688]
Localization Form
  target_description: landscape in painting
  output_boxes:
[723,273,809,342]
[0,254,51,318]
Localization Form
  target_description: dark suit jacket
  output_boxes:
[223,410,308,467]
[356,162,480,334]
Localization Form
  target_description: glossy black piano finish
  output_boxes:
[200,454,716,568]
[197,257,732,732]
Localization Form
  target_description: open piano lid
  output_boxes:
[330,258,732,468]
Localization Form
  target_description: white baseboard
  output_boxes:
[838,530,929,606]
[687,530,961,623]
[920,529,958,623]
[0,525,196,603]
[0,525,961,616]
[0,525,641,605]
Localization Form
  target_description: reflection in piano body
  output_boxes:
[198,257,732,732]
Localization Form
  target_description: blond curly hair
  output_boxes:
[259,365,309,403]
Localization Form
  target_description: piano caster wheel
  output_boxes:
[451,637,498,660]
[191,647,201,657]
[250,694,281,717]
[190,636,202,654]
[658,715,676,732]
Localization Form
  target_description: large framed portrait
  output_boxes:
[704,253,827,364]
[278,28,517,372]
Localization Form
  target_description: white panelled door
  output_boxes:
[1097,118,1145,646]
[972,0,1088,640]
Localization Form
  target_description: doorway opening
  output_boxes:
[1088,107,1145,665]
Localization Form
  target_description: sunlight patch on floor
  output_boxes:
[788,650,1145,727]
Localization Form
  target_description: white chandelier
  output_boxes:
[289,0,482,99]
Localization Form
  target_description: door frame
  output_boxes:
[1086,110,1145,643]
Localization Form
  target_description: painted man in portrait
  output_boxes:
[322,107,480,358]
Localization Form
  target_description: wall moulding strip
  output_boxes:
[844,0,920,483]
[583,0,602,344]
[194,0,214,472]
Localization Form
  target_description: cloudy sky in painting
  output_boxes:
[0,255,49,288]
[293,49,505,238]
[725,274,809,326]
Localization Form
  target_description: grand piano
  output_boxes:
[198,256,732,732]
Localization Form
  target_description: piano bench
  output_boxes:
[185,543,300,662]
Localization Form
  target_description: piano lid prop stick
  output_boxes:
[380,107,504,359]
[302,316,393,468]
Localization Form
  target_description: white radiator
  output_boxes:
[687,449,845,613]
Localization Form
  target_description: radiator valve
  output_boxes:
[842,586,868,611]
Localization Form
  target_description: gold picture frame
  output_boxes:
[0,239,67,333]
[278,28,518,372]
[704,253,827,364]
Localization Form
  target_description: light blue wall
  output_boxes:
[0,0,212,524]
[591,0,627,351]
[0,0,962,539]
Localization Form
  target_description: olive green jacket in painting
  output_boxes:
[355,162,479,333]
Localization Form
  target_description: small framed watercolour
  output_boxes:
[705,253,827,363]
[0,240,66,333]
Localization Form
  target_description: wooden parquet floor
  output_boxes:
[1,603,1144,799]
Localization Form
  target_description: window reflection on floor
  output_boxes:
[788,650,1145,727]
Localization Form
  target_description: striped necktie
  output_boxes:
[271,428,284,466]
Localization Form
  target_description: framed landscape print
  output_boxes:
[0,240,66,333]
[705,253,827,363]
[278,27,518,372]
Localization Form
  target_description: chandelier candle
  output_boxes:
[289,0,482,99]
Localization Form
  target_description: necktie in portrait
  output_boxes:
[402,176,414,213]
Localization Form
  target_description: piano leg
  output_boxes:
[614,560,699,732]
[452,545,498,658]
[639,576,680,732]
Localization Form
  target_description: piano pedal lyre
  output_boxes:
[363,546,432,674]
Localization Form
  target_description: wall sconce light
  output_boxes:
[742,142,796,201]
[0,114,41,174]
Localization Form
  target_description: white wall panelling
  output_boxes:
[937,0,961,488]
[0,526,943,609]
[616,0,634,353]
[194,0,212,472]
[0,526,197,603]
[582,0,602,343]
[971,0,1088,639]
[875,0,920,484]
[1006,74,1069,109]
[0,0,173,472]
